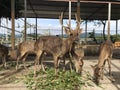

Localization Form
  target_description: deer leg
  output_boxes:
[54,56,59,75]
[101,60,106,80]
[76,57,83,74]
[69,60,73,72]
[74,57,79,73]
[34,51,43,76]
[2,56,6,68]
[16,52,25,70]
[79,58,84,74]
[107,58,111,76]
[69,53,73,72]
[62,57,66,71]
[16,56,20,70]
[22,54,28,70]
[68,56,74,72]
[41,63,45,71]
[81,58,84,72]
[16,57,19,70]
[101,67,104,80]
[4,56,7,68]
[39,52,46,72]
[107,58,115,82]
[1,57,4,67]
[69,52,75,72]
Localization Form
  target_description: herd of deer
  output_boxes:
[0,13,115,85]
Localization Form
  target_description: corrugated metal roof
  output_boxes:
[18,0,120,20]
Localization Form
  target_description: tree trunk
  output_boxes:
[102,20,106,41]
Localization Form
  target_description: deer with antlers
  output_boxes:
[34,12,82,75]
[91,40,114,84]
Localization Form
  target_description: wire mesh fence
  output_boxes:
[0,18,119,46]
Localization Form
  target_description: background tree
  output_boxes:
[101,20,106,40]
[89,29,98,44]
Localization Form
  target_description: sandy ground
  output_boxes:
[0,56,120,90]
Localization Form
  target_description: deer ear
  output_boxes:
[64,27,71,35]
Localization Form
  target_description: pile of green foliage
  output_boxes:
[23,68,92,90]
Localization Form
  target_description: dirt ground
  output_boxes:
[0,56,120,90]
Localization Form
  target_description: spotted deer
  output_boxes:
[16,40,36,70]
[73,44,84,74]
[64,42,84,74]
[91,40,114,84]
[34,12,82,75]
[0,44,9,68]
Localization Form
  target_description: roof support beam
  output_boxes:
[47,0,120,4]
[11,0,15,49]
[24,0,27,41]
[116,20,118,38]
[77,0,80,27]
[80,1,120,4]
[69,0,71,28]
[85,20,87,44]
[35,17,37,40]
[107,3,111,40]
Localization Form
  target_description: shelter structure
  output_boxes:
[4,0,120,49]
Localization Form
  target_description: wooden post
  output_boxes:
[10,0,18,60]
[116,20,118,39]
[11,0,15,50]
[35,17,37,40]
[85,20,87,44]
[61,18,63,38]
[77,0,80,25]
[69,0,71,28]
[107,3,111,40]
[24,0,27,41]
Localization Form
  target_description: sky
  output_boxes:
[0,18,120,36]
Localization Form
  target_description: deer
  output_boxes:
[0,44,9,68]
[91,40,114,85]
[40,42,84,74]
[73,44,84,74]
[16,40,36,70]
[62,42,84,74]
[34,12,82,75]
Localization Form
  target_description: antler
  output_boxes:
[59,12,63,26]
[59,12,70,28]
[75,13,81,30]
[59,12,71,30]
